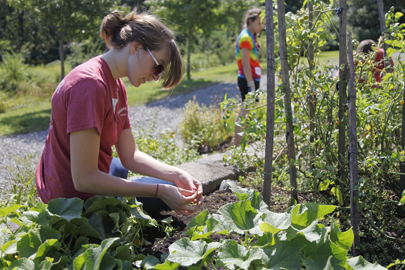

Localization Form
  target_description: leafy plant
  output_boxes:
[140,182,385,269]
[0,196,171,269]
[134,125,200,167]
[178,96,235,153]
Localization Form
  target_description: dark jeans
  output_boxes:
[109,157,176,214]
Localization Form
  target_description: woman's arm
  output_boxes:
[115,129,203,198]
[241,47,253,82]
[70,127,202,215]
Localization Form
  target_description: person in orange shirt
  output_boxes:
[234,8,264,147]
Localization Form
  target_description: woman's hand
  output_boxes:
[158,184,202,215]
[173,170,203,206]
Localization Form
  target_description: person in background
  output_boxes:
[35,9,203,215]
[234,8,264,147]
[336,39,394,87]
[356,39,394,84]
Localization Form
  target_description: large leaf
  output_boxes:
[347,256,386,269]
[330,223,354,250]
[17,230,42,258]
[0,204,23,217]
[0,231,15,253]
[186,210,211,228]
[286,220,324,243]
[218,200,261,234]
[300,228,347,270]
[87,211,106,239]
[186,215,222,240]
[8,257,35,270]
[34,239,61,261]
[19,210,51,227]
[217,240,265,270]
[262,241,305,270]
[37,257,54,270]
[69,217,101,239]
[167,238,221,267]
[261,211,292,230]
[73,237,119,270]
[48,197,83,222]
[140,254,160,269]
[291,203,336,229]
[84,197,127,215]
[227,181,269,212]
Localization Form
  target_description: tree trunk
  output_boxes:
[262,0,276,207]
[347,31,360,256]
[338,0,347,192]
[58,31,65,79]
[277,0,299,204]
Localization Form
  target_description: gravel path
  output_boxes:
[0,77,267,192]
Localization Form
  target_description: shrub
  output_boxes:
[178,96,236,153]
[0,51,29,94]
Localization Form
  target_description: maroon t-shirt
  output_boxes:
[36,56,131,203]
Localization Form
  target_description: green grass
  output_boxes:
[0,51,340,137]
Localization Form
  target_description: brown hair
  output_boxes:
[356,39,376,54]
[100,9,183,89]
[243,8,262,28]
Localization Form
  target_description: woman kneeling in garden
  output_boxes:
[35,9,203,216]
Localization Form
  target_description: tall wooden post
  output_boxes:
[277,0,299,204]
[400,82,405,215]
[262,0,276,206]
[347,32,360,255]
[338,0,347,189]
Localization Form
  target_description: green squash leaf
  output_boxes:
[218,200,260,234]
[300,228,347,270]
[217,240,265,270]
[8,257,35,270]
[291,203,336,229]
[262,241,305,269]
[34,239,61,261]
[227,181,268,212]
[330,222,354,250]
[0,204,23,217]
[347,256,387,269]
[167,238,221,267]
[17,230,42,258]
[48,197,83,222]
[37,257,53,270]
[73,237,119,270]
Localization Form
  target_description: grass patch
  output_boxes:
[0,103,51,136]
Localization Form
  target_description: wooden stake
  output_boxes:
[262,0,276,206]
[338,0,347,192]
[347,31,360,255]
[277,0,299,203]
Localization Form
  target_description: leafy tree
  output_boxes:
[347,0,405,41]
[33,0,115,79]
[146,0,225,80]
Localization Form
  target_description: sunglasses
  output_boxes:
[146,48,165,77]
